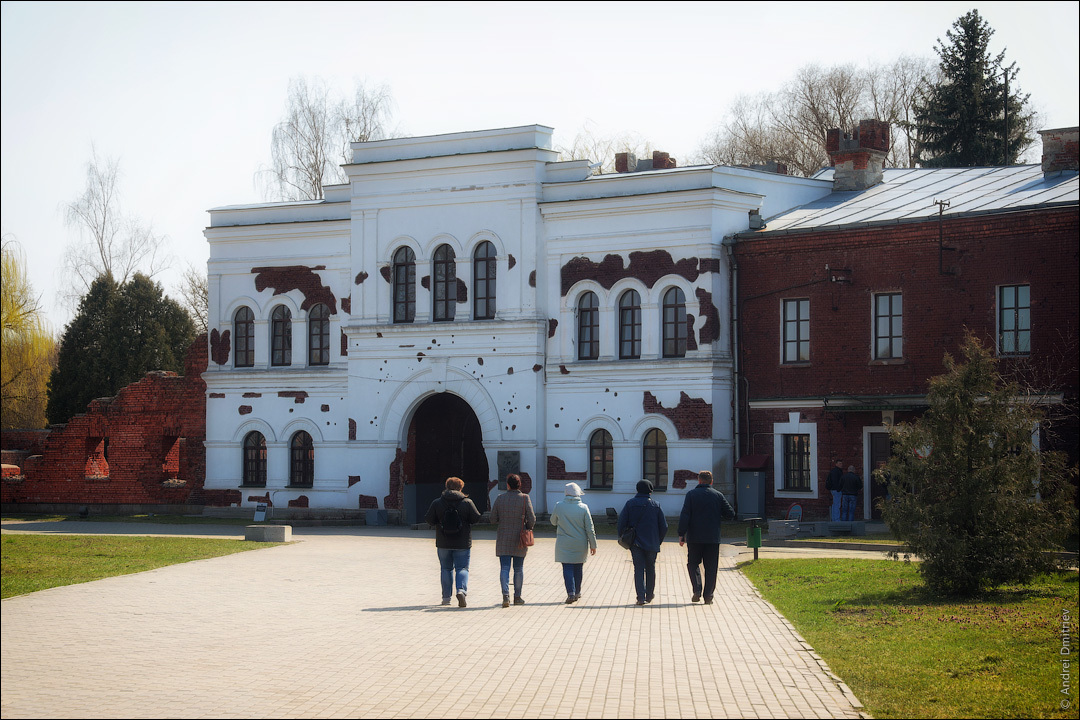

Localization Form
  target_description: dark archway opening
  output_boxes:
[406,393,489,522]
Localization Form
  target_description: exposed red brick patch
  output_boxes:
[201,489,241,507]
[209,393,225,399]
[340,329,348,356]
[348,475,362,487]
[529,270,536,287]
[420,275,430,290]
[507,367,514,375]
[379,266,392,283]
[456,278,468,303]
[560,250,708,296]
[673,470,696,489]
[242,392,262,398]
[642,391,712,439]
[533,364,543,372]
[384,447,406,510]
[239,405,253,415]
[210,328,231,365]
[341,296,351,313]
[320,404,330,412]
[519,471,533,495]
[698,258,721,274]
[252,265,337,313]
[695,288,721,345]
[288,495,309,508]
[355,271,368,285]
[559,365,569,374]
[686,314,698,351]
[548,319,558,338]
[508,254,516,270]
[349,419,357,440]
[358,494,378,509]
[278,391,308,403]
[547,456,586,481]
[248,492,271,506]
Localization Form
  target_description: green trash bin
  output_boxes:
[746,526,762,549]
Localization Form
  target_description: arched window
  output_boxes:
[271,306,292,367]
[289,431,314,487]
[642,428,668,491]
[589,429,613,489]
[308,303,329,366]
[432,244,456,322]
[619,289,641,359]
[233,306,254,368]
[473,241,497,320]
[662,287,687,358]
[577,291,599,360]
[393,247,416,323]
[242,431,266,487]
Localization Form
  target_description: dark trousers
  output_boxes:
[630,546,658,602]
[686,542,720,599]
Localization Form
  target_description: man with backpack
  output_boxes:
[425,476,482,607]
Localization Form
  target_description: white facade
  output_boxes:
[203,125,831,517]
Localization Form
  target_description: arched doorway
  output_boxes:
[405,393,489,522]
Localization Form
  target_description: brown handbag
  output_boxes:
[519,497,534,548]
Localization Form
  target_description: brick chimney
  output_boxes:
[826,119,890,191]
[1038,127,1079,175]
[615,150,677,173]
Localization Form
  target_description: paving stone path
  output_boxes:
[1,526,867,718]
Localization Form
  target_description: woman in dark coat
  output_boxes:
[424,476,482,607]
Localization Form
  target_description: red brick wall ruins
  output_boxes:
[1,335,214,507]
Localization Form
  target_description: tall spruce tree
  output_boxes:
[46,273,195,424]
[912,10,1036,167]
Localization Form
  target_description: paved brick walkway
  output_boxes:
[1,526,867,718]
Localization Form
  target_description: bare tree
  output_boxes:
[175,262,208,334]
[698,56,935,175]
[262,76,395,201]
[61,147,169,308]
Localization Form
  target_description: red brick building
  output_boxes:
[730,123,1079,520]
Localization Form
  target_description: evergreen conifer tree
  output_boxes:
[912,10,1036,167]
[46,274,195,424]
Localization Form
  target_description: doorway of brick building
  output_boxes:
[868,431,892,520]
[407,393,489,522]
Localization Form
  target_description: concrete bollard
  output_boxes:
[245,525,292,542]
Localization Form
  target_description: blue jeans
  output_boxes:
[841,494,858,521]
[830,490,842,521]
[561,563,583,596]
[499,555,524,596]
[630,546,658,602]
[437,547,470,599]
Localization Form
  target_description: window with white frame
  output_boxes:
[998,284,1030,356]
[873,292,903,360]
[782,298,809,363]
[772,411,817,497]
[782,434,811,491]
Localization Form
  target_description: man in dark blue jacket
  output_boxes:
[617,479,668,606]
[677,470,735,604]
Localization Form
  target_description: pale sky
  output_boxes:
[3,1,1078,331]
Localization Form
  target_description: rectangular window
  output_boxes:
[782,434,811,491]
[782,298,809,363]
[998,284,1030,356]
[874,293,903,359]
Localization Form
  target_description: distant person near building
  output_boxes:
[677,470,735,605]
[840,466,863,521]
[618,479,669,606]
[826,460,844,521]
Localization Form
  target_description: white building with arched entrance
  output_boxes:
[202,125,831,520]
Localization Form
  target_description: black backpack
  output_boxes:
[441,498,463,535]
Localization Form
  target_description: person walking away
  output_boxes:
[489,473,536,607]
[425,476,482,607]
[826,460,844,521]
[618,479,668,606]
[840,465,863,521]
[549,482,597,604]
[677,470,735,605]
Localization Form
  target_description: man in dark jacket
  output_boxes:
[424,476,482,607]
[825,460,844,521]
[840,466,863,521]
[677,470,735,604]
[617,480,668,606]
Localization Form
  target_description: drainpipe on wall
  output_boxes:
[724,237,741,466]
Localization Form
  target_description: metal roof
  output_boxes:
[746,165,1079,236]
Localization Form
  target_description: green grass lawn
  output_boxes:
[740,558,1078,719]
[1,534,281,598]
